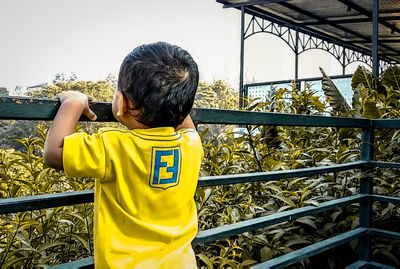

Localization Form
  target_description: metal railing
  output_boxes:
[243,74,353,103]
[1,96,400,268]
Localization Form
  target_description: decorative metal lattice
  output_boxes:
[243,15,392,71]
[344,50,372,68]
[244,16,297,52]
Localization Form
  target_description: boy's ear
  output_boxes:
[115,91,127,117]
[116,91,136,117]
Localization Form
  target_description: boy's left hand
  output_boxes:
[57,91,97,121]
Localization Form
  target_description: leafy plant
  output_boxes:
[1,73,400,268]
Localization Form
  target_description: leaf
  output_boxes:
[68,233,91,252]
[263,184,282,193]
[197,253,213,268]
[260,246,274,261]
[0,172,9,181]
[11,152,30,162]
[351,84,362,117]
[381,66,400,91]
[272,230,285,242]
[239,260,257,268]
[3,257,31,268]
[331,211,341,222]
[284,238,310,248]
[322,223,336,234]
[271,194,297,208]
[36,168,50,182]
[320,67,350,113]
[351,65,376,91]
[377,249,400,265]
[302,199,319,207]
[37,241,67,252]
[277,205,292,213]
[296,217,317,230]
[362,100,380,119]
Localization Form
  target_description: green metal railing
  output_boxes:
[1,96,400,268]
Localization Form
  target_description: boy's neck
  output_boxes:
[124,120,151,130]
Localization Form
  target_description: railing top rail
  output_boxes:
[0,96,372,128]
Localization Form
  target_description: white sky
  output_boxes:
[0,0,362,94]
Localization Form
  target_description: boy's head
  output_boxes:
[116,41,199,128]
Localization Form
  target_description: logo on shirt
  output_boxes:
[149,146,181,190]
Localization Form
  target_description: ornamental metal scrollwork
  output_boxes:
[243,15,392,72]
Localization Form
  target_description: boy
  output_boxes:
[44,42,203,268]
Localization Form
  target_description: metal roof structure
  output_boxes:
[216,0,400,106]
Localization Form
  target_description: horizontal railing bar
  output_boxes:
[51,229,400,268]
[370,161,400,169]
[0,162,367,214]
[0,97,371,127]
[373,119,400,129]
[192,108,370,127]
[193,194,368,245]
[0,190,94,214]
[370,228,400,240]
[51,256,94,269]
[198,161,367,186]
[345,260,369,269]
[251,228,368,269]
[0,97,115,122]
[371,194,400,205]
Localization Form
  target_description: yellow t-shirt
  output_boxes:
[63,127,203,268]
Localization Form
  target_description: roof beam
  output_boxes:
[278,1,370,40]
[351,38,400,43]
[304,17,371,25]
[244,5,398,63]
[223,0,292,9]
[337,0,400,35]
[304,16,400,26]
[277,1,400,62]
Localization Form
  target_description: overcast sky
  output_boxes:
[0,0,359,94]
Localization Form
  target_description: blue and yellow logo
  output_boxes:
[149,146,181,190]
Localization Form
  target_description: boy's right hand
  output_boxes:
[57,91,97,121]
[44,91,97,170]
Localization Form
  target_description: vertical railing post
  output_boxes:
[294,28,299,81]
[359,124,374,261]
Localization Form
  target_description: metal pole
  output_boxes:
[239,6,245,108]
[359,126,374,261]
[342,48,346,75]
[295,29,299,80]
[372,0,379,76]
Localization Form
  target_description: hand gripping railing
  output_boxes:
[1,96,400,269]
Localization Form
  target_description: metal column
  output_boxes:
[372,0,379,76]
[239,6,245,108]
[295,28,299,80]
[342,48,346,75]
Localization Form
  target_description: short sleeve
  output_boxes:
[63,132,106,179]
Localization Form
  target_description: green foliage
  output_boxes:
[0,124,94,267]
[1,69,400,267]
[195,80,239,110]
[194,71,400,268]
[27,80,115,102]
[0,87,8,96]
[320,67,350,114]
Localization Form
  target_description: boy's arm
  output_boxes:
[44,91,97,170]
[175,115,195,130]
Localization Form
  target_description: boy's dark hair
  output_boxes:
[118,42,199,128]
